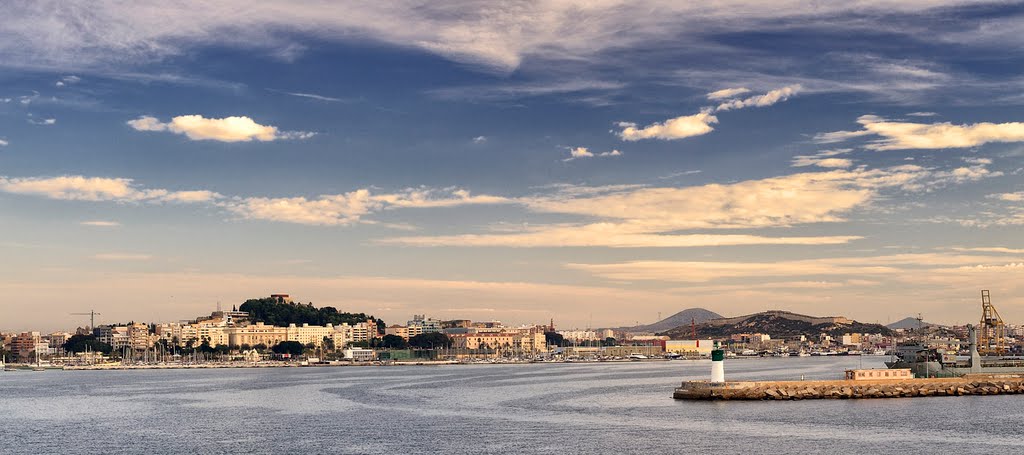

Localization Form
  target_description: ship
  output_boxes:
[886,325,1024,377]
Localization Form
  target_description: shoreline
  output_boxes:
[4,357,676,371]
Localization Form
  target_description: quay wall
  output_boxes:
[674,377,1024,400]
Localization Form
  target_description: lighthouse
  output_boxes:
[711,341,725,383]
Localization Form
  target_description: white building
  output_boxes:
[343,347,375,361]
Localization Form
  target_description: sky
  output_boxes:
[2,1,1024,332]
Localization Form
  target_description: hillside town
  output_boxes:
[2,295,1021,369]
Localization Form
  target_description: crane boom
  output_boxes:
[70,310,102,331]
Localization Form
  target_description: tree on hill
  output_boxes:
[409,333,451,349]
[272,341,305,356]
[239,297,385,329]
[63,334,113,355]
[380,334,408,350]
[544,332,564,347]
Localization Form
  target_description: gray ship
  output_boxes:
[886,325,1024,378]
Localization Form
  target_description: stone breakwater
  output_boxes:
[674,376,1024,400]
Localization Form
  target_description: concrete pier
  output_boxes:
[674,375,1024,400]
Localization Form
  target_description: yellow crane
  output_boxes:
[978,290,1006,356]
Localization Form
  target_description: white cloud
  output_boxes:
[0,1,986,75]
[813,129,872,144]
[28,118,56,125]
[617,85,799,142]
[907,111,937,117]
[55,75,80,87]
[791,149,854,168]
[159,190,221,203]
[125,116,167,132]
[127,115,313,142]
[989,192,1024,202]
[472,135,487,144]
[382,228,861,248]
[706,87,750,100]
[951,247,1024,254]
[567,252,1024,283]
[227,188,510,226]
[816,115,1024,150]
[617,111,717,141]
[714,85,801,112]
[567,147,594,159]
[384,164,958,248]
[0,138,7,147]
[80,220,121,227]
[93,253,152,261]
[278,91,342,102]
[0,175,217,203]
[708,87,749,99]
[563,146,621,161]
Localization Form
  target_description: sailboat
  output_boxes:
[32,348,46,371]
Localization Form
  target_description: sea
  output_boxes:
[1,356,1022,454]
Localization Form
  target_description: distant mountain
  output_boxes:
[887,317,938,330]
[659,310,892,339]
[613,308,723,333]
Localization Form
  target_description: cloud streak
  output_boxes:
[227,188,511,226]
[0,175,220,203]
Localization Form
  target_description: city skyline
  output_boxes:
[3,2,1024,332]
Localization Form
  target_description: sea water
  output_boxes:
[1,357,1021,454]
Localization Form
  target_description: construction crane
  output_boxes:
[978,290,1006,356]
[70,310,102,331]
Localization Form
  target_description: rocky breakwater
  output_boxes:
[674,376,1024,400]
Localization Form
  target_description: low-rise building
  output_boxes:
[228,322,288,348]
[845,368,913,380]
[449,331,547,354]
[343,347,375,361]
[663,340,714,357]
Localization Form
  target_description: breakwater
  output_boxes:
[674,375,1024,400]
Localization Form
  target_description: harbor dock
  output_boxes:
[673,375,1024,400]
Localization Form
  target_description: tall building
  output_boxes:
[11,332,41,362]
[408,315,442,334]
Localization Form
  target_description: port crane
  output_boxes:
[978,290,1006,356]
[70,310,102,331]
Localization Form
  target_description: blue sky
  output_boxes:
[2,1,1024,332]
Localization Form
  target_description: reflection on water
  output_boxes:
[1,357,1022,454]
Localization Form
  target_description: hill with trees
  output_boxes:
[660,310,892,339]
[613,308,723,333]
[239,297,385,331]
